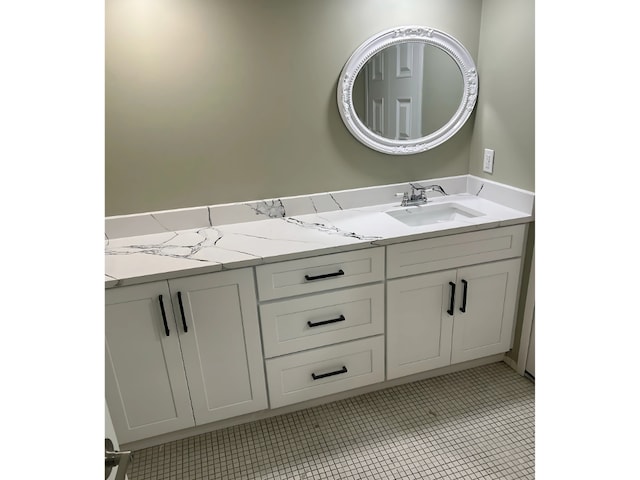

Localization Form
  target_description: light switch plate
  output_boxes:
[483,148,494,174]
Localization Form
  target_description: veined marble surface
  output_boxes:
[105,175,534,288]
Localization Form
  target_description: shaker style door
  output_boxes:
[386,269,456,379]
[451,258,522,364]
[168,269,268,425]
[105,281,195,444]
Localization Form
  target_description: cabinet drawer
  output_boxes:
[255,247,385,300]
[260,284,384,358]
[387,225,526,278]
[265,336,385,408]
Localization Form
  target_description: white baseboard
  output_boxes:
[503,355,518,372]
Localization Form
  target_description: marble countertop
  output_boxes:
[105,175,534,288]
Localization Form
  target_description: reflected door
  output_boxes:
[364,43,424,139]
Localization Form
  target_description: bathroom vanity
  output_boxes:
[105,175,534,447]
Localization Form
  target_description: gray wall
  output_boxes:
[469,0,535,190]
[105,0,484,216]
[467,0,535,363]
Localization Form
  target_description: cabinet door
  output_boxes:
[105,282,195,444]
[451,258,522,364]
[387,270,456,379]
[169,269,268,425]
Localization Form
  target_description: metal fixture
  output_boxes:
[307,314,346,328]
[447,281,456,315]
[105,438,133,480]
[395,184,448,206]
[311,366,348,380]
[304,269,345,281]
[460,279,468,312]
[158,295,170,336]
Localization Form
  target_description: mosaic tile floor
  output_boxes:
[128,362,534,479]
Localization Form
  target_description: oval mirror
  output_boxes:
[337,26,478,155]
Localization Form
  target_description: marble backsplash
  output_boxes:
[105,175,533,240]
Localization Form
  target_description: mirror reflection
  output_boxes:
[352,42,463,141]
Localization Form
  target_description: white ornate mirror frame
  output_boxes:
[337,26,478,155]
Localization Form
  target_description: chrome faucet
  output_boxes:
[396,184,448,206]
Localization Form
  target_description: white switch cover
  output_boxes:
[483,148,494,174]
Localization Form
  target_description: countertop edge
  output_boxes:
[105,216,533,289]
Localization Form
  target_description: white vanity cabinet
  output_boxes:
[386,225,526,380]
[257,248,386,408]
[105,268,268,444]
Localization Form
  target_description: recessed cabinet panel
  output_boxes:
[387,270,456,379]
[105,282,195,444]
[260,284,384,358]
[256,247,384,301]
[169,269,268,425]
[387,225,525,278]
[451,258,522,364]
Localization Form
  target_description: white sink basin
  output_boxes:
[386,202,485,227]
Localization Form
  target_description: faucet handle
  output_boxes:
[423,184,448,195]
[395,192,409,206]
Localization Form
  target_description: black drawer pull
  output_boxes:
[460,279,468,313]
[308,315,346,328]
[312,366,348,380]
[447,281,456,316]
[177,291,188,333]
[159,295,170,337]
[304,269,344,281]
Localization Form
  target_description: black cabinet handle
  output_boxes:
[307,315,346,328]
[159,295,170,336]
[304,269,344,281]
[311,366,348,380]
[177,292,188,333]
[460,279,468,313]
[447,281,456,316]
